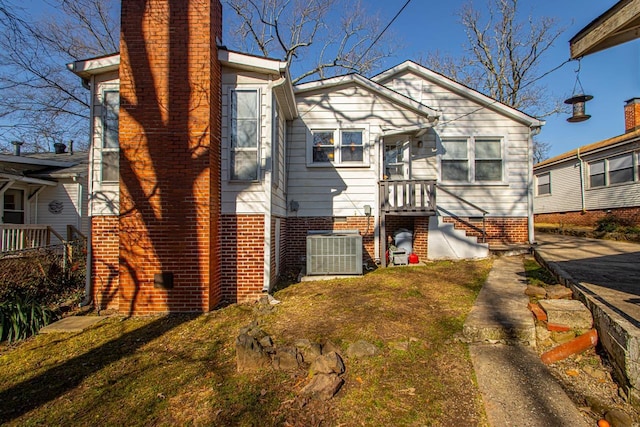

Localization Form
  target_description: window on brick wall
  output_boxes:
[536,172,550,196]
[231,89,260,181]
[101,89,119,183]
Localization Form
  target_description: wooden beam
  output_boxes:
[570,0,640,59]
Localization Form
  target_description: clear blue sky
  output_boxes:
[361,1,639,159]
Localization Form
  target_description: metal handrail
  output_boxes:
[435,184,489,243]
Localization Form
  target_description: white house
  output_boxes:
[69,46,543,313]
[0,144,88,251]
[534,98,640,227]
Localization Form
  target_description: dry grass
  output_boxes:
[0,259,492,426]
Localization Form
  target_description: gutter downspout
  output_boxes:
[262,75,288,293]
[528,125,541,244]
[577,147,586,213]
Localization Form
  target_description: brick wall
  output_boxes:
[535,207,640,227]
[443,216,529,245]
[384,216,429,261]
[286,216,377,270]
[220,214,265,303]
[118,0,222,314]
[91,216,119,311]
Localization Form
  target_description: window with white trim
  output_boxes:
[101,89,119,183]
[309,128,366,165]
[536,172,551,196]
[588,153,635,188]
[2,189,25,224]
[441,137,503,182]
[609,153,634,185]
[230,89,259,181]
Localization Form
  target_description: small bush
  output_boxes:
[595,214,632,233]
[0,296,58,343]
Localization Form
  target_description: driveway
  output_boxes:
[534,232,640,328]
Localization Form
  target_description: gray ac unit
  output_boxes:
[306,231,363,276]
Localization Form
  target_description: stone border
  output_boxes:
[534,251,640,406]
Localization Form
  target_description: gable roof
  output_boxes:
[294,73,439,122]
[534,128,640,169]
[371,61,544,128]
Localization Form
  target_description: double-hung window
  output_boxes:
[101,89,119,183]
[230,89,259,181]
[310,128,366,165]
[589,160,605,188]
[536,172,551,196]
[441,137,503,183]
[609,153,634,185]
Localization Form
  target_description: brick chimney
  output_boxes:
[624,98,640,132]
[118,0,222,314]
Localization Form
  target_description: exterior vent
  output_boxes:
[306,231,363,275]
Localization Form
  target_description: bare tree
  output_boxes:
[224,0,396,84]
[420,0,565,117]
[533,138,551,164]
[0,0,119,153]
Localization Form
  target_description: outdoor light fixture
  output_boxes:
[565,60,593,123]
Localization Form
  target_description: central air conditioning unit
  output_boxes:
[306,231,363,275]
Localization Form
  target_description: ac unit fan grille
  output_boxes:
[306,234,363,275]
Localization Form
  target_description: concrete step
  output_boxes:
[463,256,536,345]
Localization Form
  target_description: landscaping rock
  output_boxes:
[539,299,593,329]
[310,351,345,376]
[272,346,302,371]
[525,285,547,298]
[346,340,379,358]
[536,325,552,342]
[321,340,341,355]
[236,332,271,372]
[300,373,344,400]
[388,341,410,352]
[545,284,573,300]
[295,339,322,364]
[605,408,633,427]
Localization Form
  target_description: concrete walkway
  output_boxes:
[40,314,104,333]
[464,256,591,427]
[534,233,640,404]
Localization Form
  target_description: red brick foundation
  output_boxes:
[535,207,640,227]
[91,216,119,311]
[117,0,222,314]
[220,214,265,303]
[443,216,529,245]
[286,216,377,270]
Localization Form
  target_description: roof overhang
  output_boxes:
[0,173,57,186]
[67,53,120,79]
[570,0,640,58]
[219,49,298,120]
[295,74,440,122]
[372,61,544,128]
[0,154,76,168]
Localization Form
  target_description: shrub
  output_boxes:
[0,296,58,343]
[595,214,632,233]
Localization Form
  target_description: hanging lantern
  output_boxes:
[565,94,593,122]
[565,59,593,123]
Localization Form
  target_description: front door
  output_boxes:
[384,139,410,180]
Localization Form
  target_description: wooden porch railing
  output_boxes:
[0,225,65,253]
[379,179,437,215]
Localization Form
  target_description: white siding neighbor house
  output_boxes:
[69,49,543,311]
[0,146,88,252]
[534,98,640,227]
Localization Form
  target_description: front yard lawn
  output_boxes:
[0,259,492,426]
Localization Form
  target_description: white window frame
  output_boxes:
[230,88,261,182]
[440,136,505,184]
[307,125,369,167]
[100,88,119,184]
[536,172,551,196]
[588,152,637,189]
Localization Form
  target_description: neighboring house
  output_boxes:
[534,99,640,226]
[0,143,89,251]
[67,0,543,315]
